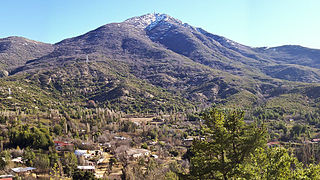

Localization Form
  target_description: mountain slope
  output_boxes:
[0,36,53,73]
[2,13,320,113]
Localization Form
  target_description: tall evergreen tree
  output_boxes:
[189,108,266,179]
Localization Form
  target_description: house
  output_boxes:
[183,137,194,141]
[114,136,126,140]
[151,154,158,159]
[54,141,74,151]
[75,150,91,158]
[75,149,102,160]
[11,167,36,176]
[267,141,280,147]
[183,137,194,146]
[147,141,157,145]
[126,148,151,159]
[84,160,95,166]
[77,165,95,172]
[312,139,320,143]
[103,143,112,152]
[88,150,102,157]
[11,157,23,164]
[0,175,14,180]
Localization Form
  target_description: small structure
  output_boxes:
[114,136,126,140]
[312,139,320,143]
[7,88,12,99]
[11,167,36,175]
[88,150,102,157]
[267,141,280,147]
[75,150,91,158]
[75,149,102,159]
[103,143,112,152]
[151,154,158,159]
[77,165,95,172]
[86,55,89,63]
[84,160,95,166]
[183,137,194,141]
[11,157,23,164]
[0,174,14,180]
[148,141,157,145]
[54,141,74,151]
[126,148,150,159]
[183,137,194,146]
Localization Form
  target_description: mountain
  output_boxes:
[1,13,320,113]
[0,36,53,74]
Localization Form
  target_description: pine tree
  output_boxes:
[189,108,266,179]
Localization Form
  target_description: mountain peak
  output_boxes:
[124,13,181,30]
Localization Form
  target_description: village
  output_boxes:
[0,114,196,179]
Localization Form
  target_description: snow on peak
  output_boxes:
[124,13,177,30]
[145,14,168,30]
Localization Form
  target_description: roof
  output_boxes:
[54,141,73,146]
[184,138,194,141]
[11,167,36,173]
[126,148,150,156]
[151,154,159,158]
[75,150,88,155]
[0,175,14,178]
[114,136,126,140]
[11,157,23,163]
[77,166,95,170]
[0,177,13,180]
[267,141,280,146]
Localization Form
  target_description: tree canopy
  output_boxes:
[187,108,320,179]
[189,108,267,179]
[9,124,53,150]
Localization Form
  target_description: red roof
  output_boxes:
[54,141,73,146]
[267,141,280,146]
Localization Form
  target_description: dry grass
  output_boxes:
[121,117,154,123]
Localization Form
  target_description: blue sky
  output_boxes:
[1,0,320,49]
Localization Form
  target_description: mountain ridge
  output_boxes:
[1,13,320,113]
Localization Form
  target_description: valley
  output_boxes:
[1,13,320,179]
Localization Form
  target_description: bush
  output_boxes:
[53,124,62,135]
[72,169,96,180]
[170,150,179,157]
[141,143,148,149]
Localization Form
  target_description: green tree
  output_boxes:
[109,157,117,172]
[242,147,320,179]
[189,108,266,179]
[0,150,10,170]
[9,125,53,150]
[23,147,35,166]
[62,152,78,177]
[53,124,63,135]
[165,171,179,180]
[0,157,6,170]
[49,151,59,167]
[141,142,148,149]
[34,153,50,173]
[72,169,96,180]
